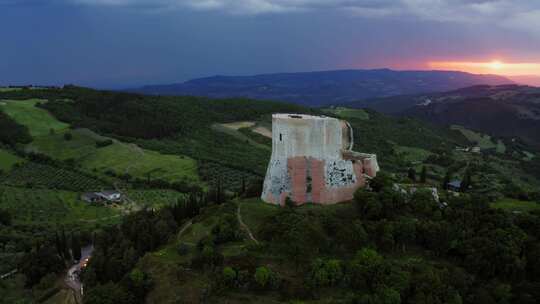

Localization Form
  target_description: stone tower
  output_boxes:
[261,114,379,205]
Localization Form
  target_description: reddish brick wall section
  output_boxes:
[282,157,368,206]
[310,158,325,203]
[288,157,308,203]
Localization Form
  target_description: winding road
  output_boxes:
[65,245,94,303]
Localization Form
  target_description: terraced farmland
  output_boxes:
[27,128,200,185]
[199,161,262,191]
[125,189,186,209]
[0,186,120,225]
[0,162,107,191]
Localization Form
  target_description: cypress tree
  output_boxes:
[442,171,451,190]
[408,167,417,182]
[72,232,82,261]
[420,166,427,183]
[461,169,472,192]
[55,231,63,258]
[241,175,246,196]
[61,228,71,260]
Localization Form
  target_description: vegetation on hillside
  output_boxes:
[75,176,540,304]
[1,87,539,303]
[0,99,69,137]
[0,110,31,146]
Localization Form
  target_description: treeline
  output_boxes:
[18,228,86,287]
[0,111,32,146]
[0,151,110,191]
[31,85,312,140]
[81,192,207,303]
[2,85,313,174]
[219,174,540,303]
[348,109,469,170]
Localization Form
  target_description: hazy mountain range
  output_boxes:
[130,69,512,106]
[352,84,540,147]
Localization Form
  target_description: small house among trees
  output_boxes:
[81,190,122,203]
[446,180,462,192]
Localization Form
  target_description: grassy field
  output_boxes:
[27,129,200,184]
[26,128,105,160]
[125,189,186,209]
[180,214,218,244]
[451,125,506,153]
[0,100,200,184]
[324,107,370,120]
[238,198,280,237]
[394,145,433,163]
[0,186,120,225]
[0,148,24,171]
[84,142,200,183]
[491,198,540,213]
[0,87,22,92]
[0,99,69,137]
[212,123,270,151]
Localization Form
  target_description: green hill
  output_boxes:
[27,128,200,184]
[0,148,24,171]
[0,99,69,137]
[1,87,540,304]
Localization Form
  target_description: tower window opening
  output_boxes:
[279,133,282,141]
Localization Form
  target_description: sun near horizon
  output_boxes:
[428,60,540,77]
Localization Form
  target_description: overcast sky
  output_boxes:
[1,0,539,88]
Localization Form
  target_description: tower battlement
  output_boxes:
[262,114,379,205]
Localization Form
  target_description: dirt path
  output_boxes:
[177,220,193,241]
[0,269,17,280]
[79,214,122,223]
[237,204,259,244]
[123,143,145,175]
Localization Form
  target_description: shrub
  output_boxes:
[308,259,343,288]
[177,242,190,256]
[63,132,73,141]
[0,209,12,226]
[96,139,113,148]
[254,266,278,290]
[254,266,271,287]
[222,267,237,286]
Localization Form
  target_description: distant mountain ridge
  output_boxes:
[350,84,540,147]
[130,69,512,106]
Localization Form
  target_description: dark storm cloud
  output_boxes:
[3,1,539,34]
[0,0,538,87]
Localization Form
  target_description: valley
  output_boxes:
[350,85,540,149]
[0,87,539,304]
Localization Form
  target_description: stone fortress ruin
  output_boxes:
[262,114,379,205]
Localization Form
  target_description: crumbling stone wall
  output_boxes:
[262,114,379,205]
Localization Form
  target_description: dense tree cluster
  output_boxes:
[0,111,32,146]
[31,86,310,140]
[213,174,540,303]
[82,193,205,303]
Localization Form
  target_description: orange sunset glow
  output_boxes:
[428,60,540,76]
